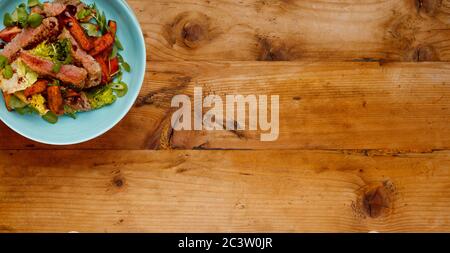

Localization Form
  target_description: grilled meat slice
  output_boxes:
[31,2,67,17]
[0,17,59,61]
[65,91,92,112]
[59,29,101,88]
[20,51,87,88]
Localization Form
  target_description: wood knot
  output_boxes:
[361,181,395,218]
[163,12,219,49]
[112,175,125,188]
[182,22,205,46]
[256,35,295,61]
[415,0,442,16]
[406,45,439,61]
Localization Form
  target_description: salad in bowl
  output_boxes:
[0,0,131,124]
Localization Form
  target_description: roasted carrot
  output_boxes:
[89,33,114,56]
[109,57,119,78]
[63,14,93,51]
[108,20,117,38]
[24,80,48,97]
[95,54,110,84]
[2,92,12,111]
[0,26,22,43]
[47,86,64,115]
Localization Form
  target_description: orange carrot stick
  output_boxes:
[108,20,117,38]
[0,26,22,43]
[89,33,114,56]
[24,80,48,97]
[95,55,110,84]
[2,92,12,111]
[63,14,93,51]
[109,57,119,78]
[47,86,64,115]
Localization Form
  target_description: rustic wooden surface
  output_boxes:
[1,0,450,232]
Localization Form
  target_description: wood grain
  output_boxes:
[129,0,450,61]
[2,0,450,233]
[0,150,448,232]
[2,62,450,150]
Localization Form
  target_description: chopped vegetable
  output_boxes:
[63,14,93,51]
[92,3,107,34]
[77,8,92,21]
[52,62,62,73]
[2,92,12,111]
[27,13,43,28]
[109,57,119,77]
[110,81,128,98]
[64,104,77,119]
[16,5,29,28]
[95,54,110,84]
[117,54,131,73]
[0,26,22,43]
[3,13,15,27]
[108,20,117,37]
[24,79,48,97]
[2,65,13,79]
[30,41,53,60]
[8,94,28,109]
[0,55,7,68]
[81,23,101,37]
[90,33,114,56]
[47,86,64,115]
[0,60,39,94]
[42,111,58,124]
[87,85,116,109]
[28,0,42,8]
[30,39,72,73]
[122,61,131,73]
[15,105,37,115]
[28,93,48,115]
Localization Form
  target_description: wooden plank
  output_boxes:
[129,0,450,61]
[0,150,448,232]
[2,62,450,150]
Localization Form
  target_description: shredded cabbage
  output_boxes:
[0,60,38,94]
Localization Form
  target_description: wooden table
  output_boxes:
[1,0,450,232]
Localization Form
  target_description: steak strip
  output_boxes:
[31,2,67,17]
[0,17,60,61]
[59,29,101,88]
[20,51,87,89]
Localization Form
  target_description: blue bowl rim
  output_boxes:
[0,0,147,146]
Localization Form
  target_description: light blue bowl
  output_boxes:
[0,0,146,145]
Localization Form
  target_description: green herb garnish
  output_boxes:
[52,62,62,73]
[9,95,27,109]
[16,5,29,28]
[42,111,58,124]
[27,13,43,28]
[27,0,42,8]
[110,81,128,98]
[64,105,78,119]
[0,55,7,69]
[3,13,15,27]
[2,65,13,79]
[87,85,117,109]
